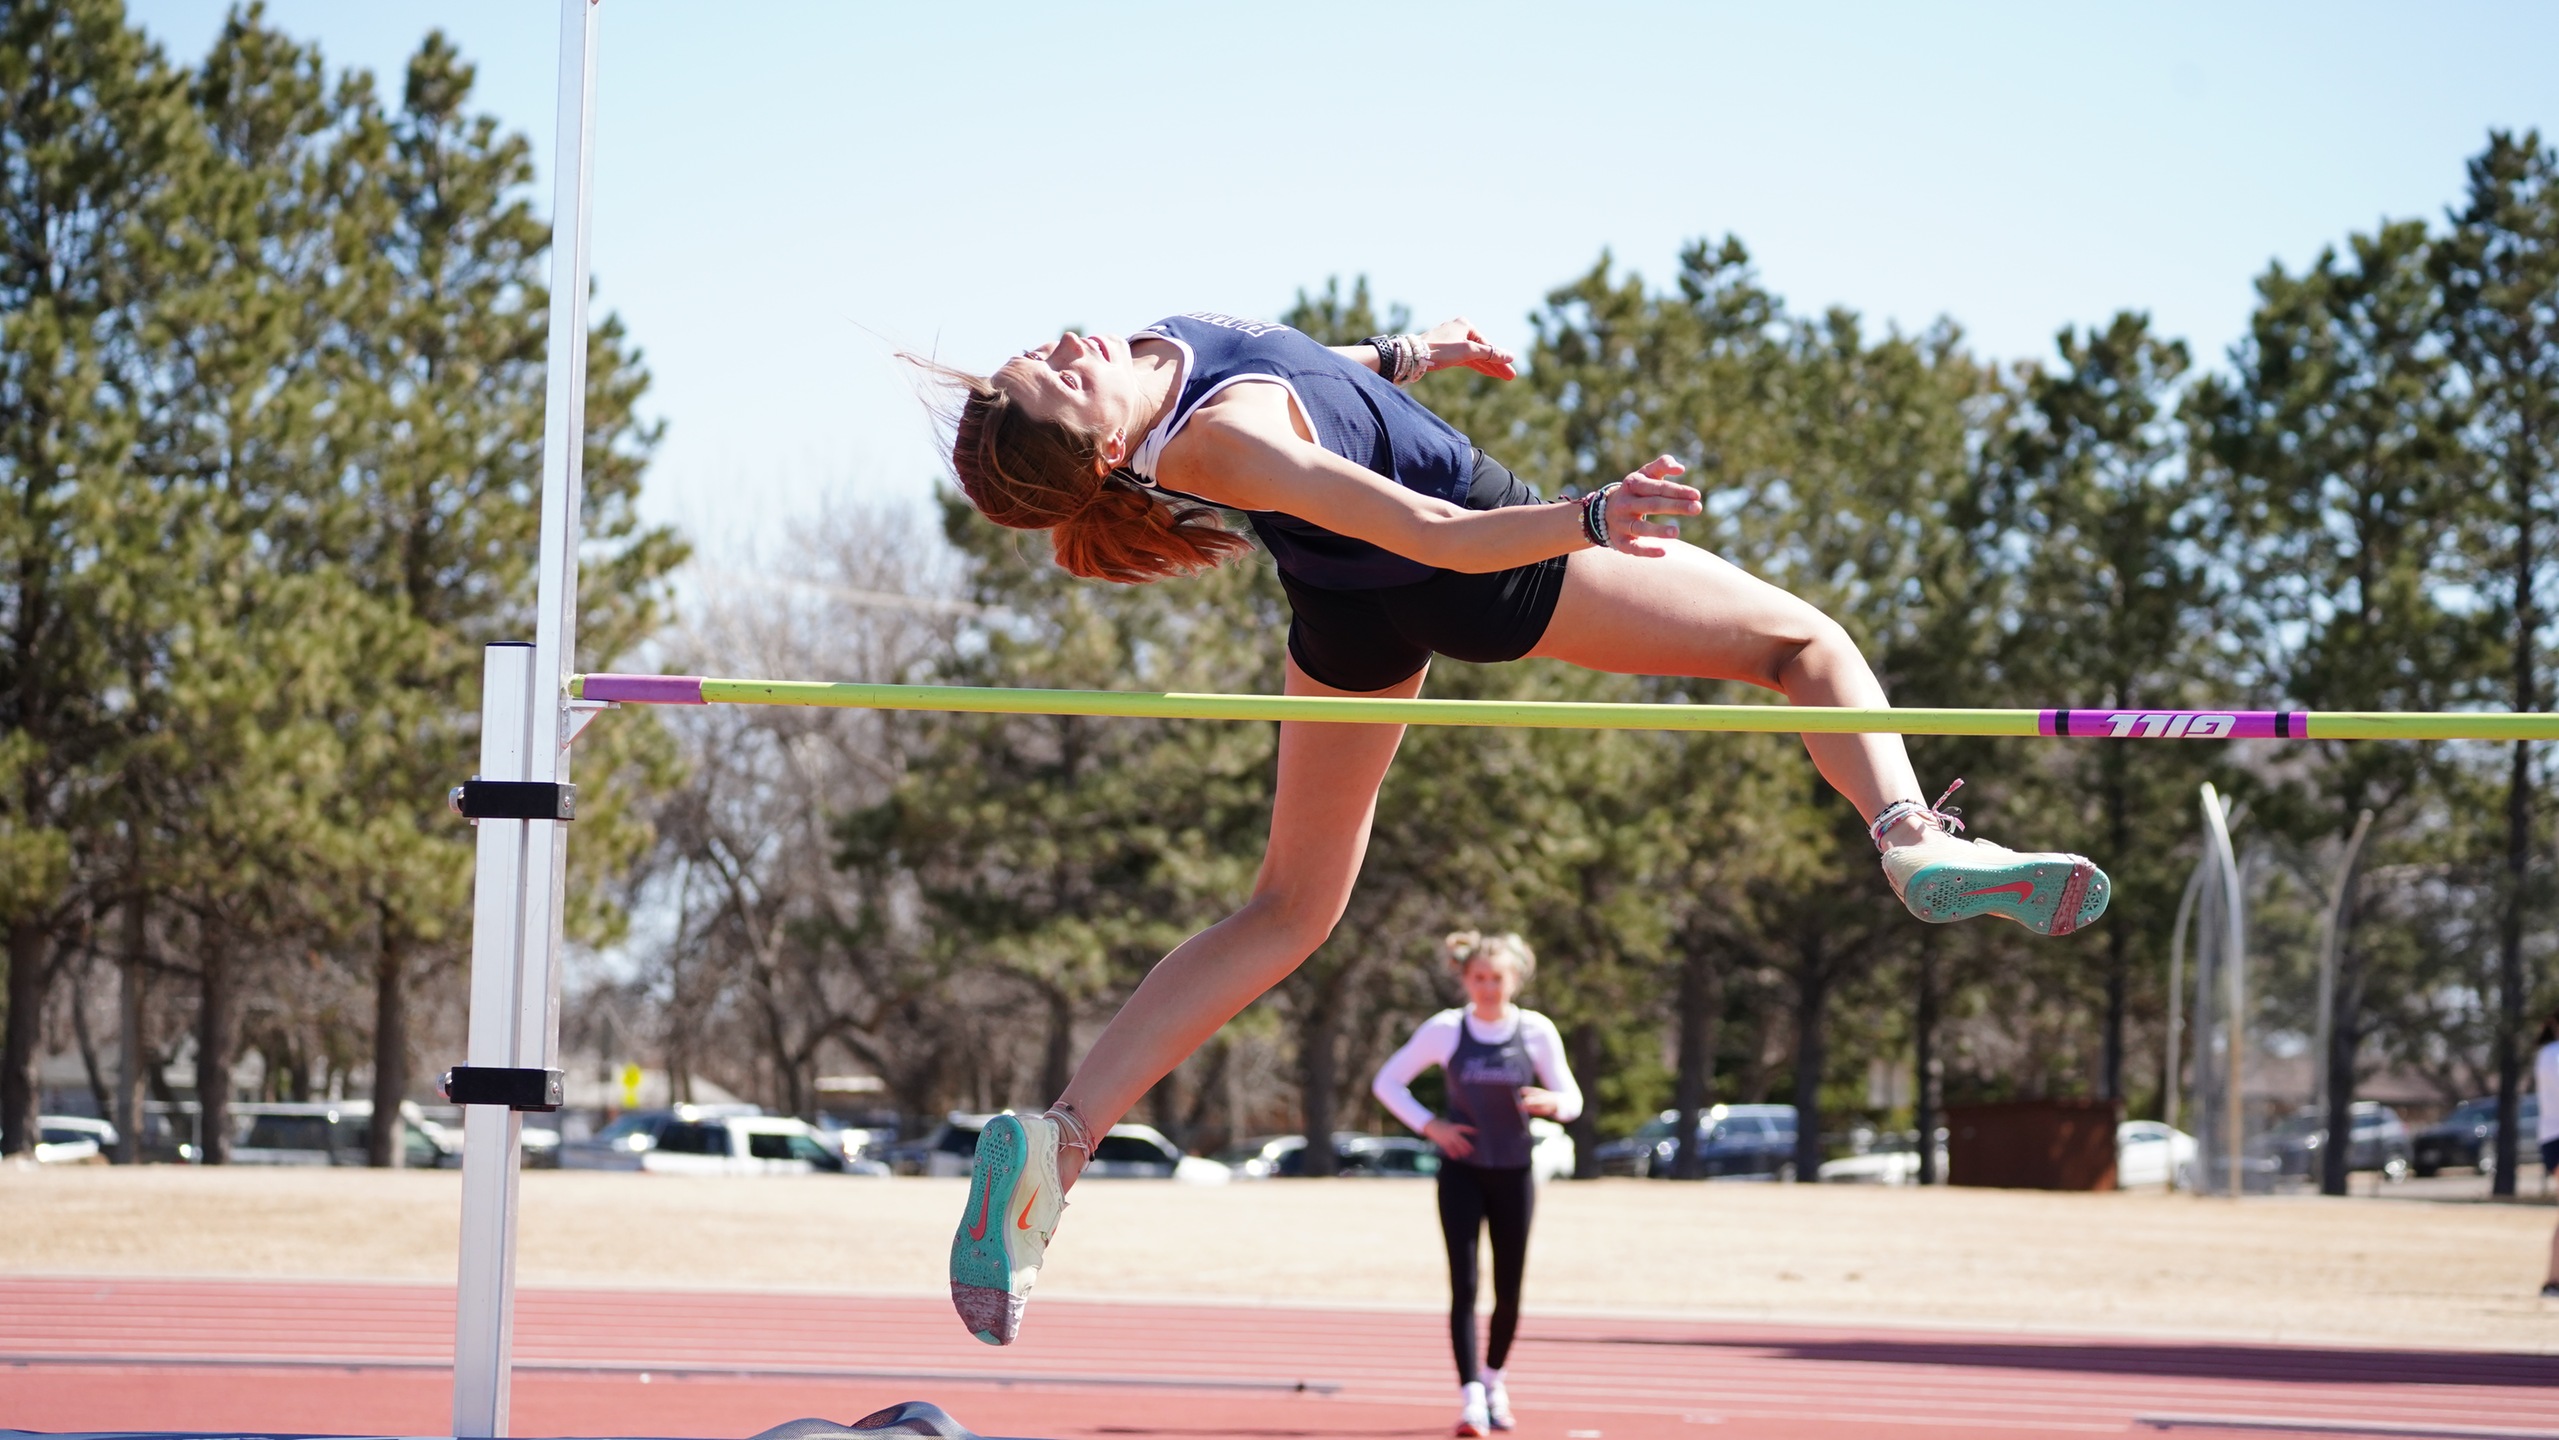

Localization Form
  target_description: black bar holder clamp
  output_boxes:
[439,1066,565,1112]
[449,779,577,822]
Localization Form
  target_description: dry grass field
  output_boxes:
[4,1163,2553,1354]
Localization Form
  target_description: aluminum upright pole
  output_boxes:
[453,644,539,1436]
[2200,785,2245,1198]
[2311,809,2374,1134]
[2163,859,2204,1144]
[452,3,601,1435]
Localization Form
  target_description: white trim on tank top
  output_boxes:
[1126,329,1320,492]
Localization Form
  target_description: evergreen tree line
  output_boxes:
[6,6,2556,1193]
[0,3,680,1161]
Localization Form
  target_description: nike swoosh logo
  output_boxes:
[1965,880,2037,902]
[969,1180,994,1241]
[1017,1191,1038,1230]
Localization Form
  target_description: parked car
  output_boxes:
[1593,1121,1665,1177]
[1598,1104,1800,1180]
[1817,1129,1950,1185]
[889,1112,1223,1181]
[35,1115,117,1165]
[1228,1120,1569,1181]
[1076,1123,1231,1183]
[815,1120,899,1167]
[559,1104,762,1171]
[2413,1095,2543,1177]
[135,1102,205,1163]
[2115,1120,2198,1188]
[1528,1117,1575,1182]
[1219,1133,1335,1179]
[886,1112,999,1177]
[2257,1102,2412,1182]
[1341,1134,1440,1177]
[1220,1132,1427,1179]
[229,1101,460,1168]
[638,1114,885,1176]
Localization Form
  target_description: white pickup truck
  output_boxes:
[636,1114,874,1176]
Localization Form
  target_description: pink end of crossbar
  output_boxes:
[2038,709,2306,740]
[583,673,706,706]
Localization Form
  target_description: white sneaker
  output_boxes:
[947,1111,1064,1346]
[1872,782,2108,936]
[1482,1366,1515,1430]
[1455,1380,1490,1437]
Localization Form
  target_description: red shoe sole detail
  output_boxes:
[2052,861,2095,936]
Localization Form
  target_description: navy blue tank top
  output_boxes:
[1125,313,1477,590]
[1445,1014,1540,1171]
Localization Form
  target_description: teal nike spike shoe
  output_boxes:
[948,1111,1063,1346]
[1882,827,2110,935]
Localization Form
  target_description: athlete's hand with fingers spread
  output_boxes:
[1606,455,1701,557]
[1423,1117,1478,1159]
[1419,317,1518,381]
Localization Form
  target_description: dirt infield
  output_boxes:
[3,1164,2553,1353]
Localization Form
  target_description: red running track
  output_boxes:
[0,1278,2555,1440]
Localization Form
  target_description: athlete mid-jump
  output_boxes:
[934,312,2110,1346]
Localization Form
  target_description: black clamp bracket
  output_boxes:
[439,1066,565,1112]
[449,779,577,822]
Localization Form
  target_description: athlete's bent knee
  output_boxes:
[1242,884,1348,958]
[1770,614,1859,689]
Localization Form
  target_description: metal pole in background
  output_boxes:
[2189,824,2224,1193]
[452,2,600,1434]
[2163,860,2204,1146]
[2199,785,2246,1198]
[2311,809,2374,1132]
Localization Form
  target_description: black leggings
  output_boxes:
[1438,1160,1534,1384]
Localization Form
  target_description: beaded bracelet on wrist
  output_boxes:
[1367,332,1426,385]
[1581,483,1619,548]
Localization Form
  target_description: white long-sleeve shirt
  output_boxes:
[2536,1042,2559,1144]
[1370,1007,1583,1135]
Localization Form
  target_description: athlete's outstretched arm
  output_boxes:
[1155,383,1697,574]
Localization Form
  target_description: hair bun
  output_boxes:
[1442,930,1536,987]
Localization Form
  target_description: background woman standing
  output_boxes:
[1373,932,1583,1435]
[2536,1012,2558,1300]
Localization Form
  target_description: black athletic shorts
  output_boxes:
[1280,450,1570,693]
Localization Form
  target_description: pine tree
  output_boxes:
[2436,130,2559,1194]
[0,0,198,1157]
[1988,314,2218,1108]
[2200,218,2478,1195]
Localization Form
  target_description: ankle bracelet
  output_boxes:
[1868,779,1967,852]
[1043,1103,1095,1159]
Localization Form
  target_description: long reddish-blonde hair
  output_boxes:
[923,360,1250,584]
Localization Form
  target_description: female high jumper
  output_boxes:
[1372,931,1581,1435]
[935,312,2110,1346]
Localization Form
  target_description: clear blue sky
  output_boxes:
[130,3,2559,561]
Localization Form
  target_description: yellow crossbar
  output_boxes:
[567,675,2559,742]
